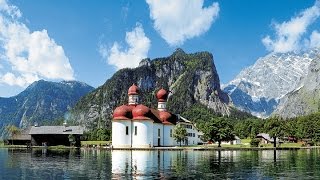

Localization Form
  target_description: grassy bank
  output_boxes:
[81,141,111,147]
[0,139,305,150]
[257,142,303,148]
[241,138,251,144]
[186,141,303,149]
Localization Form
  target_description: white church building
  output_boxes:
[112,84,203,148]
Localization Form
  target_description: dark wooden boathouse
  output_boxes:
[29,125,84,147]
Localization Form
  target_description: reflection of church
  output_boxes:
[111,150,200,178]
[112,84,202,148]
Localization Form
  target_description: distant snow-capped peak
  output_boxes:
[223,48,318,118]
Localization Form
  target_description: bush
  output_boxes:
[250,138,260,147]
[81,128,111,141]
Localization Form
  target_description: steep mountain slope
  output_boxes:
[71,49,231,130]
[0,80,94,133]
[223,49,319,117]
[274,55,320,118]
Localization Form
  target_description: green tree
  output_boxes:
[234,118,264,139]
[264,116,285,148]
[284,118,297,138]
[96,128,111,141]
[5,125,20,145]
[295,113,320,144]
[173,125,187,146]
[249,119,264,138]
[198,117,234,147]
[181,104,218,123]
[234,121,248,139]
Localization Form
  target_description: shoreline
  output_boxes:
[1,145,319,151]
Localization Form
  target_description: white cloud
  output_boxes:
[262,0,320,53]
[100,23,151,70]
[0,0,74,87]
[309,30,320,48]
[0,72,38,87]
[146,0,219,46]
[0,0,21,18]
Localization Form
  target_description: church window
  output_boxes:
[135,126,137,135]
[126,126,129,135]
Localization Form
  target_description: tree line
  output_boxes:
[179,104,320,147]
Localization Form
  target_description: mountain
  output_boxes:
[223,49,319,117]
[0,80,94,133]
[274,55,320,118]
[71,49,231,130]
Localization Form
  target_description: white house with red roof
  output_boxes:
[112,84,202,148]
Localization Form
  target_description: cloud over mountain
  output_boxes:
[0,0,74,87]
[262,0,320,53]
[100,23,151,70]
[146,0,219,46]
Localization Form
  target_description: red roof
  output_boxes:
[156,88,168,102]
[132,104,150,120]
[113,85,177,124]
[128,84,139,95]
[159,111,173,125]
[113,105,131,120]
[113,104,177,124]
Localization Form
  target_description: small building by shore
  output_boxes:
[256,133,282,144]
[6,125,84,147]
[29,125,84,147]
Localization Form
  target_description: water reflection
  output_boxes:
[1,148,320,179]
[1,148,112,179]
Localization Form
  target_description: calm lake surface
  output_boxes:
[0,148,320,179]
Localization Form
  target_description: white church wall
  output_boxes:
[163,125,174,146]
[132,120,153,148]
[112,120,132,148]
[152,123,163,146]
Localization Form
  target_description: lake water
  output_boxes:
[0,148,320,179]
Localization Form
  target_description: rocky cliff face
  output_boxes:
[223,49,317,117]
[71,49,231,129]
[274,55,320,118]
[0,80,94,134]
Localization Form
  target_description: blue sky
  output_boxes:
[0,0,319,97]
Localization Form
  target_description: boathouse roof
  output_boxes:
[29,126,84,135]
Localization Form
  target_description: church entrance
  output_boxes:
[158,138,161,147]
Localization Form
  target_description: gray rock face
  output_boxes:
[274,54,320,118]
[71,49,231,130]
[223,49,318,118]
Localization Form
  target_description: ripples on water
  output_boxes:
[0,148,320,179]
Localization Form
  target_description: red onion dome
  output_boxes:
[132,104,150,120]
[160,111,172,124]
[156,88,168,102]
[113,105,131,120]
[128,84,139,95]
